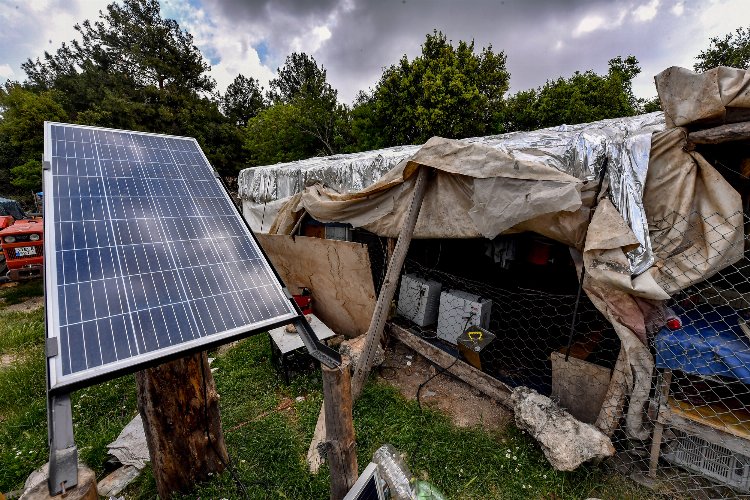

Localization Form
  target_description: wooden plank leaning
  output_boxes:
[306,165,431,473]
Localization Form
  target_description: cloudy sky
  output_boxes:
[1,0,748,104]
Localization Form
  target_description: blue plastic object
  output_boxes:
[655,305,750,383]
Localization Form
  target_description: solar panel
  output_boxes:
[43,122,303,392]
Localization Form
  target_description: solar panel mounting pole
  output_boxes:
[47,393,78,495]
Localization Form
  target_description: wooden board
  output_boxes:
[668,397,750,442]
[257,234,376,338]
[388,322,512,405]
[550,351,611,425]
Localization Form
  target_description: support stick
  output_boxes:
[323,357,357,500]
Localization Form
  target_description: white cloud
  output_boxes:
[574,15,607,37]
[671,2,684,16]
[633,0,660,22]
[0,0,109,82]
[0,64,15,79]
[162,0,275,95]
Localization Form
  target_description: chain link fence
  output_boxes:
[389,212,750,498]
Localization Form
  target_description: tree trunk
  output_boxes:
[135,351,228,499]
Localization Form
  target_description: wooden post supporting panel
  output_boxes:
[322,357,357,500]
[135,352,228,499]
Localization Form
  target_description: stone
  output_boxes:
[511,386,615,471]
[339,335,385,368]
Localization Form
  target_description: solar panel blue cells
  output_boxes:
[44,122,297,391]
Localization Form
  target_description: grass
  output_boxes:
[0,281,653,499]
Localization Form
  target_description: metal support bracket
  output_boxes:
[294,316,342,369]
[47,393,78,495]
[45,337,59,357]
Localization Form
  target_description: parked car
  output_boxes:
[0,197,43,281]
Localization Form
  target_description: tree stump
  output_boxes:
[135,351,228,499]
[21,466,96,500]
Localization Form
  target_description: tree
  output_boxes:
[0,83,67,199]
[15,0,250,178]
[501,56,642,132]
[245,53,350,163]
[351,31,510,148]
[24,0,213,94]
[695,26,750,72]
[221,74,266,127]
[268,53,335,104]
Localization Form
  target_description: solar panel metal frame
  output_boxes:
[42,122,316,394]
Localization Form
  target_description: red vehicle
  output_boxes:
[0,197,43,281]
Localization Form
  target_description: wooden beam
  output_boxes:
[388,322,513,405]
[322,357,357,500]
[351,166,430,398]
[687,121,750,147]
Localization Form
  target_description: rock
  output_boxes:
[511,386,615,471]
[339,335,385,368]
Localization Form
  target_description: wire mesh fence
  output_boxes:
[390,211,750,498]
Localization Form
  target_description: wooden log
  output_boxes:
[388,322,513,405]
[351,166,430,398]
[135,352,228,499]
[307,166,430,473]
[687,121,750,146]
[21,466,97,500]
[322,357,357,500]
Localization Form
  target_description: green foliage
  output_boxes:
[695,26,750,72]
[502,56,642,132]
[13,0,248,179]
[245,53,351,164]
[23,0,213,94]
[268,52,335,104]
[0,84,67,197]
[640,96,662,113]
[221,74,266,127]
[352,30,510,148]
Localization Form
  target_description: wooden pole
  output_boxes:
[323,357,357,500]
[307,166,430,473]
[351,166,430,397]
[135,351,228,499]
[686,121,750,148]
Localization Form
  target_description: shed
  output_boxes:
[240,66,750,492]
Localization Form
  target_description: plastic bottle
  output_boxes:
[372,444,416,500]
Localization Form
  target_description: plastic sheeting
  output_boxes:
[241,113,663,275]
[238,145,419,203]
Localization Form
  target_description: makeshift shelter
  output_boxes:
[239,66,750,494]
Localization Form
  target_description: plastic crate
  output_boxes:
[663,433,750,493]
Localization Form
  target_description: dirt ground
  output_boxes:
[2,296,44,313]
[377,341,511,432]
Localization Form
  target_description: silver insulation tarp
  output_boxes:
[238,112,665,274]
[238,145,420,203]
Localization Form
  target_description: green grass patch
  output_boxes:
[0,296,652,498]
[0,280,44,307]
